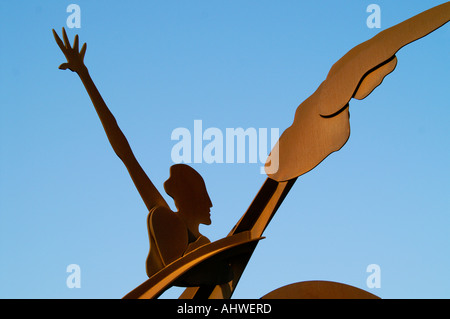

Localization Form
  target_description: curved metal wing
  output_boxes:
[265,2,449,182]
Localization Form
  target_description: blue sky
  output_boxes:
[0,1,449,299]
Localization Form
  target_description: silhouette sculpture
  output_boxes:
[147,164,212,277]
[53,28,242,288]
[53,2,449,299]
[261,281,380,299]
[265,2,450,181]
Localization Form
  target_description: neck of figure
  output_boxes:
[178,210,201,241]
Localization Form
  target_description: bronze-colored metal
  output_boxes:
[53,28,227,288]
[265,2,450,181]
[124,231,262,299]
[261,281,380,299]
[179,178,296,299]
[53,28,170,214]
[53,26,299,298]
[53,2,449,299]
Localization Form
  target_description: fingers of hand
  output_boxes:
[53,28,86,54]
[73,34,79,51]
[53,29,66,52]
[62,27,70,49]
[80,43,87,61]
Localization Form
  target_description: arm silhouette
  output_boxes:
[53,28,169,211]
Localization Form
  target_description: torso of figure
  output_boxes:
[145,206,210,278]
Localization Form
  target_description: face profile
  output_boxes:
[52,2,450,297]
[164,164,213,227]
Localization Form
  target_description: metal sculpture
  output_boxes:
[53,2,449,299]
[265,3,449,181]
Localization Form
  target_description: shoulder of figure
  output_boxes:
[148,206,188,262]
[149,206,183,230]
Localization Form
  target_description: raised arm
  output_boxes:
[53,28,168,211]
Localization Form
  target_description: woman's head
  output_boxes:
[164,164,212,225]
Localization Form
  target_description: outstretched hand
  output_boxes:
[53,27,87,73]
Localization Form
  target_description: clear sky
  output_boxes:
[0,1,449,299]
